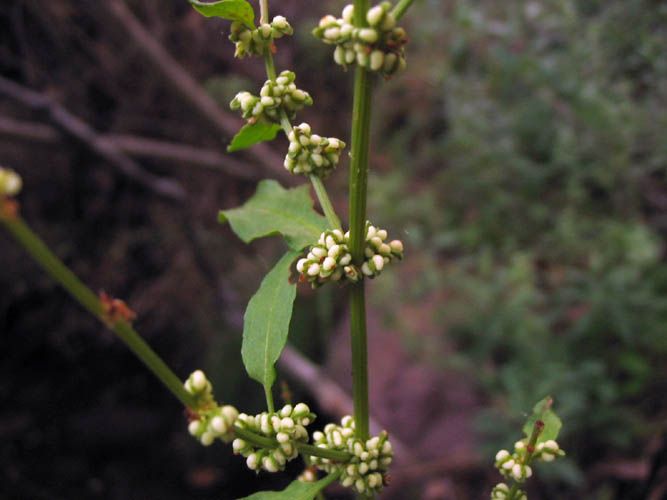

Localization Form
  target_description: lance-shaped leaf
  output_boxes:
[219,180,328,251]
[522,396,563,444]
[228,122,282,153]
[239,472,340,500]
[189,0,255,28]
[242,251,298,392]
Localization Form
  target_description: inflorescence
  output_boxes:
[491,439,565,499]
[230,71,313,123]
[233,403,315,473]
[297,222,404,287]
[183,370,394,496]
[310,416,393,496]
[184,370,239,445]
[313,2,408,77]
[229,16,293,58]
[284,123,346,178]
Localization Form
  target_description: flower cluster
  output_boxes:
[312,2,408,77]
[494,439,565,485]
[0,167,22,197]
[229,16,293,58]
[491,483,526,500]
[232,403,315,473]
[297,223,404,287]
[534,439,565,462]
[230,71,312,123]
[309,416,393,496]
[284,123,346,178]
[184,370,240,446]
[494,448,533,482]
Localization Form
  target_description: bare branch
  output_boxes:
[0,76,186,202]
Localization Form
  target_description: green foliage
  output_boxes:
[218,180,328,251]
[368,0,667,493]
[228,122,282,152]
[189,0,255,28]
[239,473,339,500]
[241,251,298,394]
[523,396,562,444]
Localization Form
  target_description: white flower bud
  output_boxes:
[370,50,385,71]
[389,240,404,253]
[210,416,227,434]
[307,263,320,276]
[0,168,22,196]
[342,4,355,23]
[188,421,202,436]
[322,256,336,271]
[276,432,290,443]
[355,479,366,493]
[232,439,246,453]
[495,449,510,461]
[246,453,259,470]
[272,15,288,29]
[367,5,384,26]
[190,370,207,392]
[334,46,346,65]
[200,431,215,446]
[358,28,379,44]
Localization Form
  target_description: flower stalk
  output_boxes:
[348,0,374,443]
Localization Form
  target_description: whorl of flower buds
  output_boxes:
[230,71,312,124]
[297,229,354,286]
[0,167,22,197]
[534,439,565,462]
[491,482,526,500]
[184,370,240,446]
[494,448,533,482]
[232,403,315,473]
[284,123,346,178]
[229,16,293,58]
[309,416,393,496]
[297,223,404,288]
[312,3,408,77]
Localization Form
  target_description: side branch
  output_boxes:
[0,215,197,409]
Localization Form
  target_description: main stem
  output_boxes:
[1,214,197,409]
[348,0,373,442]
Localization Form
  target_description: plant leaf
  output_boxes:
[522,396,563,444]
[241,251,298,392]
[238,473,339,500]
[228,122,282,153]
[189,0,255,28]
[218,180,328,251]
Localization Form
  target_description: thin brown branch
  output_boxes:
[96,0,291,184]
[0,116,257,179]
[0,76,186,202]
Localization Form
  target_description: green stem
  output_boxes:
[348,0,373,443]
[391,0,416,20]
[507,420,544,500]
[311,175,342,230]
[234,426,352,462]
[0,215,196,409]
[264,386,275,413]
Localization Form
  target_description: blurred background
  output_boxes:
[1,0,667,498]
